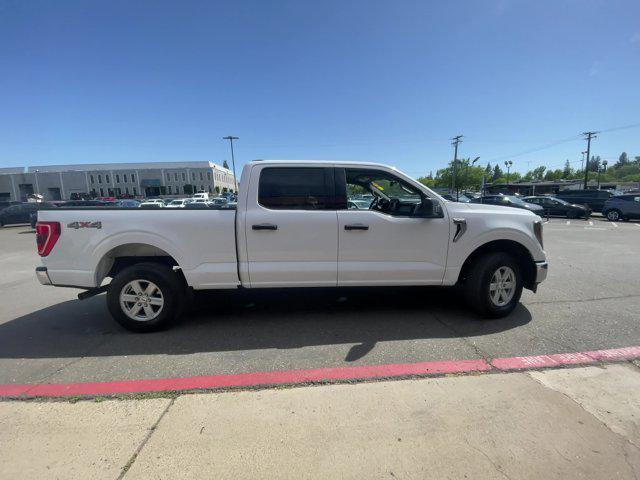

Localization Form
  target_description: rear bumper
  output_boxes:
[35,266,52,285]
[535,261,548,284]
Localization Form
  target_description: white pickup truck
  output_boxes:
[35,161,548,332]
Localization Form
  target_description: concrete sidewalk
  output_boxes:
[1,363,640,479]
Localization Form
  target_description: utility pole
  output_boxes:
[223,136,239,193]
[450,135,463,200]
[582,132,597,189]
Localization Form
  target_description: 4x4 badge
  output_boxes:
[67,221,102,230]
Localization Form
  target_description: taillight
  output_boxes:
[36,221,61,257]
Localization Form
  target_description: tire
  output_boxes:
[107,262,185,332]
[605,210,622,222]
[464,252,523,318]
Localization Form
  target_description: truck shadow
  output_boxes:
[0,287,531,362]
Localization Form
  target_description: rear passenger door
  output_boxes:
[244,166,338,287]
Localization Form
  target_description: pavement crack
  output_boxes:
[116,397,176,480]
[431,311,491,362]
[464,439,512,480]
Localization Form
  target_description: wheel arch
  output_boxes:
[457,239,536,290]
[95,243,182,286]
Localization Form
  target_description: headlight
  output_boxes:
[533,220,543,249]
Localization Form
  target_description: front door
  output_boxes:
[244,166,338,287]
[336,167,449,286]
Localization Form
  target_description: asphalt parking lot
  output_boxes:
[1,216,639,386]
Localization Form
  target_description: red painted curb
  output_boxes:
[1,346,638,398]
[491,346,640,371]
[0,359,491,398]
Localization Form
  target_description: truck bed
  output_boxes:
[37,208,239,289]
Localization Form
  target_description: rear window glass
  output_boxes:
[258,167,333,210]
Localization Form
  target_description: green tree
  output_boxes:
[562,160,572,178]
[492,164,504,182]
[615,152,629,168]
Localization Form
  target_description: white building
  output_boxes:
[0,161,236,201]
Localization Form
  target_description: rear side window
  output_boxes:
[258,167,334,210]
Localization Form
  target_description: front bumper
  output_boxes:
[35,266,52,285]
[535,261,548,284]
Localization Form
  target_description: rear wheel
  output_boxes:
[606,210,622,222]
[107,262,185,332]
[464,252,523,318]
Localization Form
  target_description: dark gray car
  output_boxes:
[602,195,640,221]
[470,195,544,216]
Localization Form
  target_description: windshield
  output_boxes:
[170,200,183,205]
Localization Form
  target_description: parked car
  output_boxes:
[441,193,471,203]
[166,199,192,209]
[1,202,56,227]
[192,192,210,201]
[602,194,640,221]
[470,195,544,216]
[555,189,613,212]
[347,199,372,209]
[116,199,141,208]
[523,196,591,219]
[139,199,165,208]
[0,200,20,210]
[209,197,228,207]
[35,160,548,332]
[30,200,114,227]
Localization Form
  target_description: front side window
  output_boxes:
[341,168,422,216]
[258,167,333,210]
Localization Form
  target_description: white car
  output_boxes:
[35,160,547,332]
[138,199,165,208]
[192,192,210,201]
[166,199,191,209]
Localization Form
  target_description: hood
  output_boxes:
[447,201,539,218]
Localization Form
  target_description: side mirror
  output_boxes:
[414,197,441,218]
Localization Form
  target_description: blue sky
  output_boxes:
[1,0,639,177]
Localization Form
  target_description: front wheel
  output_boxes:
[464,252,523,318]
[107,262,185,332]
[605,210,621,222]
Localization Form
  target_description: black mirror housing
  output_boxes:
[414,197,442,218]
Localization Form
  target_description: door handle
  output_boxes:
[252,223,278,231]
[344,224,369,231]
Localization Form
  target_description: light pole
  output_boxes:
[466,156,480,192]
[222,136,239,193]
[504,160,513,191]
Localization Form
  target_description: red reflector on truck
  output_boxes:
[36,221,61,257]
